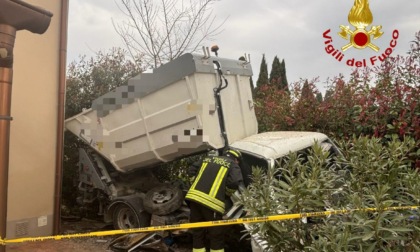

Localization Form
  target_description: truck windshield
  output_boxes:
[240,153,269,187]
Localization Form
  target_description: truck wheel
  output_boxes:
[143,184,183,215]
[113,204,150,229]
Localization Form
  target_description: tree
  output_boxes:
[254,84,292,132]
[324,89,334,102]
[256,54,269,88]
[63,48,142,210]
[316,92,323,102]
[66,48,142,118]
[301,79,314,100]
[268,56,289,91]
[269,56,281,86]
[280,59,289,91]
[292,79,319,131]
[114,0,224,68]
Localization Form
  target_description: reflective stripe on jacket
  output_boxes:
[186,156,239,213]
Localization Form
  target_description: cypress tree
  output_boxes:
[269,56,282,87]
[301,80,314,99]
[280,59,289,91]
[256,54,269,88]
[316,92,323,102]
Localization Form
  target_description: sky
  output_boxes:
[67,0,420,92]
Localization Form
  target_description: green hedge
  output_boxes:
[239,136,420,251]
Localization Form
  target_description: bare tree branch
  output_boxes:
[113,0,225,68]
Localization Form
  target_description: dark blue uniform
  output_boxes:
[186,155,243,252]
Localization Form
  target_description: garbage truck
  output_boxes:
[64,49,339,247]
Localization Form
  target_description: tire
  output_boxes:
[143,184,183,215]
[113,204,151,230]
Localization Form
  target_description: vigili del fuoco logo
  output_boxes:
[323,0,399,67]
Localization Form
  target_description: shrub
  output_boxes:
[240,136,420,251]
[254,32,420,144]
[239,142,345,251]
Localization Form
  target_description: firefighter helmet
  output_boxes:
[225,148,242,160]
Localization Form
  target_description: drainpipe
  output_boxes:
[53,0,69,235]
[0,23,15,252]
[0,1,52,250]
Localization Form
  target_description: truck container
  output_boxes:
[64,52,261,232]
[65,53,256,173]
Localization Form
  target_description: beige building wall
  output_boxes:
[6,0,64,238]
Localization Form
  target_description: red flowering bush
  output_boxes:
[254,84,292,132]
[255,32,420,143]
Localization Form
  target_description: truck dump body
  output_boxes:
[65,53,257,172]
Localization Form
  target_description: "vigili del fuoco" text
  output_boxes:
[322,29,399,67]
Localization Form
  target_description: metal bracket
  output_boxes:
[0,116,13,121]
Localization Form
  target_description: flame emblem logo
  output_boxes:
[338,0,383,51]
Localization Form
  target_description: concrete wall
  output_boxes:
[6,0,63,238]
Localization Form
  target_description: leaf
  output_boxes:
[277,180,291,190]
[387,124,395,130]
[366,242,377,252]
[381,227,413,233]
[362,231,375,241]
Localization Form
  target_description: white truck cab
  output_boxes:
[228,131,339,251]
[231,131,337,186]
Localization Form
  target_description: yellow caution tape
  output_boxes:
[0,205,418,245]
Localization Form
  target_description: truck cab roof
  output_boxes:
[231,131,330,160]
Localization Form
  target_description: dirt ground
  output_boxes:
[4,217,249,252]
[4,218,194,252]
[6,237,112,252]
[5,219,115,252]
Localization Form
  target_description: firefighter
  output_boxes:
[185,148,245,252]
